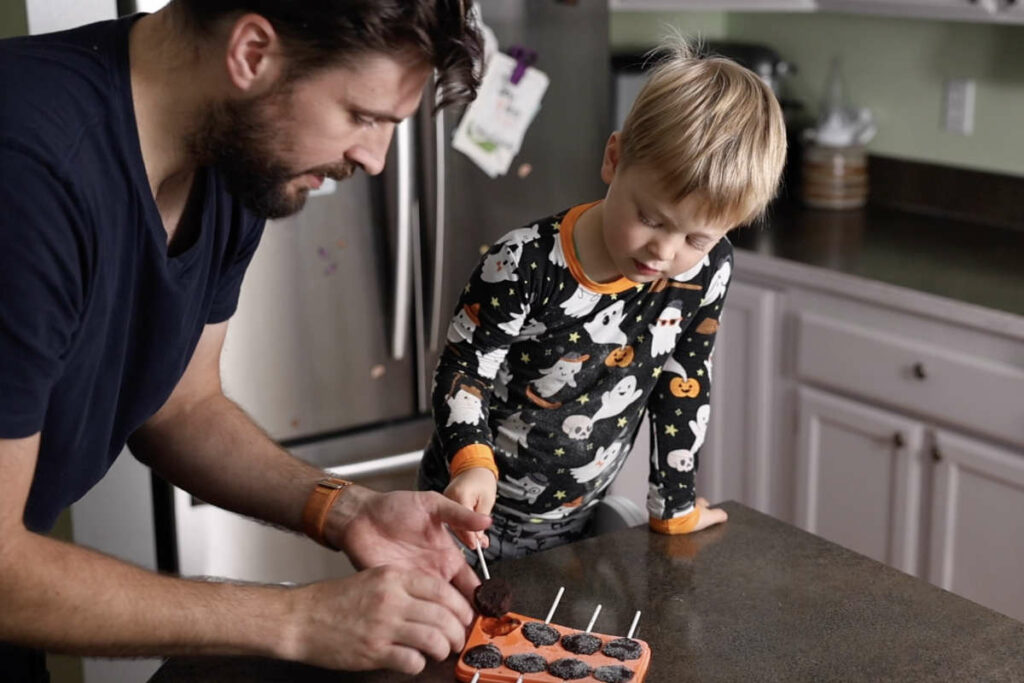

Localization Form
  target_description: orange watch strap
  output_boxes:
[301,476,353,550]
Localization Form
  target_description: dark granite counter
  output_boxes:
[731,201,1024,318]
[149,502,1024,682]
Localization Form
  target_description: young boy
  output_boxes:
[419,40,787,560]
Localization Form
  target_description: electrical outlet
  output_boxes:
[944,78,975,136]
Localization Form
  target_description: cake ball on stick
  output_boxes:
[472,541,512,617]
[523,586,563,647]
[603,610,643,662]
[561,604,602,655]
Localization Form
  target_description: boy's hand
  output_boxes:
[444,467,498,549]
[691,497,728,532]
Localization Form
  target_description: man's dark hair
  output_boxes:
[173,0,482,109]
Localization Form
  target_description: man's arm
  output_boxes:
[129,322,490,594]
[0,432,475,673]
[128,321,320,530]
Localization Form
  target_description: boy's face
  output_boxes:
[197,47,432,218]
[599,134,734,283]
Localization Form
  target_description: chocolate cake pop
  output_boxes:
[560,632,602,655]
[504,652,547,673]
[594,664,635,682]
[548,657,592,680]
[602,637,643,661]
[522,621,560,647]
[473,577,512,618]
[462,643,502,669]
[471,542,513,617]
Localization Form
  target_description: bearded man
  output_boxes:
[0,1,491,677]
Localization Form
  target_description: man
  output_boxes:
[0,0,490,677]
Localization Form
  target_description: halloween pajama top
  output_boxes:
[419,201,733,554]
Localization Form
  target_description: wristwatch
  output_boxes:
[301,476,353,550]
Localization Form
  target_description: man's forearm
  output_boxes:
[0,530,296,658]
[128,392,325,534]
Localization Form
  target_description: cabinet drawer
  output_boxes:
[795,312,1024,448]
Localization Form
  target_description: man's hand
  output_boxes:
[443,467,498,550]
[284,565,473,674]
[327,488,491,598]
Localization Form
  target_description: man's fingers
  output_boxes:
[401,599,469,655]
[378,645,427,676]
[450,554,482,599]
[405,570,476,627]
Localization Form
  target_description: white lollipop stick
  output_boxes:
[515,675,524,683]
[544,586,565,624]
[470,673,480,683]
[627,610,642,639]
[474,541,490,581]
[585,604,602,633]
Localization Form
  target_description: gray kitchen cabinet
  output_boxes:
[813,0,1024,22]
[609,0,815,11]
[794,386,925,575]
[699,280,780,515]
[726,249,1024,623]
[928,428,1024,623]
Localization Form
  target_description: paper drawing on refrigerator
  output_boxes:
[452,51,549,178]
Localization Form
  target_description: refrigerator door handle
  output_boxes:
[390,119,413,360]
[428,109,447,353]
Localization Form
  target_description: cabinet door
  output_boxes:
[817,0,999,21]
[795,387,925,574]
[610,0,815,10]
[928,430,1024,622]
[700,281,778,513]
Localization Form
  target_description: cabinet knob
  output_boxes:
[911,362,928,380]
[892,432,905,448]
[931,446,943,462]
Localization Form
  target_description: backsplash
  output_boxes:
[612,10,1024,178]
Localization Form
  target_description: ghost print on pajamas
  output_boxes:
[481,242,522,283]
[584,300,627,346]
[591,375,643,423]
[532,353,589,398]
[649,301,684,357]
[447,303,480,343]
[446,384,484,427]
[701,260,732,306]
[666,404,711,472]
[475,347,507,380]
[570,440,627,484]
[560,284,601,318]
[497,223,540,248]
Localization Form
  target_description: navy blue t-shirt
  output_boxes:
[0,17,266,532]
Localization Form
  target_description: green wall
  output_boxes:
[612,10,1024,177]
[0,0,28,38]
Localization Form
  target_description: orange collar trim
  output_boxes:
[559,202,636,295]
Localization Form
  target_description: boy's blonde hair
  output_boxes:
[619,37,787,227]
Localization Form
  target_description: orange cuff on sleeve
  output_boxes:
[649,506,701,535]
[449,444,499,481]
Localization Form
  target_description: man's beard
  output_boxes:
[188,94,356,219]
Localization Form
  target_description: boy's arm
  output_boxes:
[645,247,734,534]
[432,234,538,482]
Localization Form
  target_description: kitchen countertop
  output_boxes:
[731,200,1024,319]
[149,502,1024,682]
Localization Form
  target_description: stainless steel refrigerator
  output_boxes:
[163,0,612,583]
